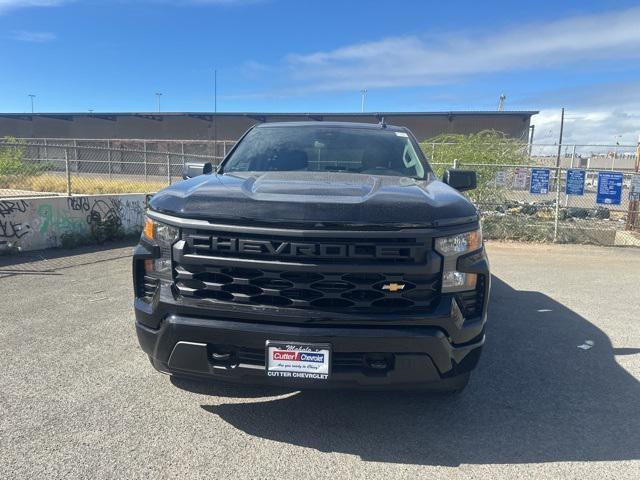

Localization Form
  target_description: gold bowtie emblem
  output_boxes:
[382,283,405,292]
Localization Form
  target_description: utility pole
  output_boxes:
[555,108,565,169]
[613,134,622,170]
[497,93,506,111]
[155,92,162,112]
[28,94,36,113]
[625,135,640,231]
[360,89,367,113]
[552,107,565,242]
[213,69,218,160]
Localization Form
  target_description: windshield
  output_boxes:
[221,126,431,179]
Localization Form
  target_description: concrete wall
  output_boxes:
[0,111,537,142]
[0,194,145,252]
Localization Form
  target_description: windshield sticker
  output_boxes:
[395,132,408,137]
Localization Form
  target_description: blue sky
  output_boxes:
[1,0,640,144]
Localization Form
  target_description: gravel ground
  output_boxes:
[1,241,639,479]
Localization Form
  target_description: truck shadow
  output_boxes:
[174,275,640,466]
[0,239,135,278]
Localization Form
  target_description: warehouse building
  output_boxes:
[0,111,537,142]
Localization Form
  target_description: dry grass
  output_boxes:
[0,174,167,195]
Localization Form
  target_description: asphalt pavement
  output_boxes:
[1,241,639,479]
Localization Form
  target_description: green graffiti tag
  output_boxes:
[37,204,88,235]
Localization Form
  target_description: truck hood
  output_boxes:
[149,171,477,228]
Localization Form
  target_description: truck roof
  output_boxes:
[254,121,407,132]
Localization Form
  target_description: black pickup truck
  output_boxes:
[133,121,489,392]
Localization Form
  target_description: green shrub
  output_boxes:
[421,130,530,205]
[0,137,26,175]
[0,137,52,177]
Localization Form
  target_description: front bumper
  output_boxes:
[136,314,485,388]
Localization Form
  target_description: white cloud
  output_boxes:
[283,7,640,92]
[9,29,56,42]
[532,109,640,147]
[275,7,640,147]
[0,0,65,14]
[0,0,255,14]
[527,80,640,146]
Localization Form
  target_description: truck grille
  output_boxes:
[173,229,441,313]
[183,230,424,265]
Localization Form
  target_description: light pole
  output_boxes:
[613,134,622,170]
[360,89,367,113]
[213,69,218,153]
[28,94,36,113]
[497,93,506,111]
[155,92,162,112]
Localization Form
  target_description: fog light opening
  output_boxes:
[143,259,154,273]
[442,271,477,292]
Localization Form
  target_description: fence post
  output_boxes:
[143,141,148,181]
[73,139,78,173]
[564,145,577,207]
[65,148,72,196]
[569,144,576,169]
[431,142,435,162]
[181,141,185,168]
[107,139,112,179]
[553,167,562,242]
[167,153,171,185]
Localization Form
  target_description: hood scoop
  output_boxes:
[241,172,381,203]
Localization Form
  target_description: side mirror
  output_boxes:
[182,162,213,180]
[443,169,477,191]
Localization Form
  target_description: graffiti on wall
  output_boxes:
[0,200,29,217]
[111,198,145,227]
[37,204,88,235]
[67,197,90,212]
[0,200,32,242]
[0,195,146,252]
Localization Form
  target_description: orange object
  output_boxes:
[143,217,154,240]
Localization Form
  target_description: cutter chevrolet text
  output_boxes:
[133,121,489,392]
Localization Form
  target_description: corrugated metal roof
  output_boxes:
[0,110,539,118]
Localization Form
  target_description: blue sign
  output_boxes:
[630,174,640,201]
[565,169,586,196]
[530,168,550,194]
[596,171,623,205]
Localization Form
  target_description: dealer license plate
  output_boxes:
[266,341,331,381]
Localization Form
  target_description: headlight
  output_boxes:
[435,229,482,256]
[143,217,179,246]
[142,217,179,275]
[435,228,482,292]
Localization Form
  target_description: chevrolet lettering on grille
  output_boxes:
[195,236,418,260]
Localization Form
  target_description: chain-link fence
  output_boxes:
[427,141,640,244]
[1,137,639,245]
[0,139,232,197]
